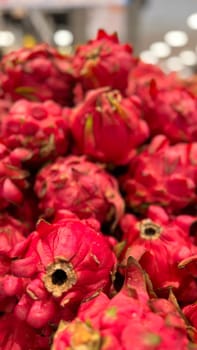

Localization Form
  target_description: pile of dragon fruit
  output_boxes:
[1,29,197,349]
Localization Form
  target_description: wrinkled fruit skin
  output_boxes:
[52,258,189,350]
[119,205,197,299]
[34,155,124,227]
[0,314,50,349]
[73,29,135,99]
[142,86,197,143]
[120,135,197,214]
[127,61,180,99]
[0,142,29,210]
[0,212,26,313]
[0,43,75,106]
[0,99,69,166]
[10,213,117,328]
[70,88,149,165]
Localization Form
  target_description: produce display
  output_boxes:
[1,29,197,349]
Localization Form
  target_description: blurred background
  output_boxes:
[0,0,196,76]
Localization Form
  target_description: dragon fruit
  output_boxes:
[183,303,197,329]
[142,85,197,143]
[73,29,135,99]
[34,155,124,227]
[0,43,75,106]
[52,258,189,350]
[127,60,180,99]
[0,99,69,166]
[9,191,39,233]
[119,205,197,294]
[0,313,50,349]
[10,212,117,328]
[0,212,27,313]
[70,88,149,165]
[120,135,197,214]
[0,142,29,210]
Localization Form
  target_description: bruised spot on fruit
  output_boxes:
[43,259,77,297]
[139,219,162,240]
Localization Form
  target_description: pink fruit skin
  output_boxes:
[0,99,69,165]
[10,214,117,328]
[70,88,149,165]
[143,86,197,143]
[34,155,124,227]
[120,135,197,214]
[0,143,29,210]
[73,29,135,98]
[52,258,189,350]
[127,60,180,99]
[0,314,50,349]
[0,213,27,313]
[120,205,197,294]
[0,43,75,106]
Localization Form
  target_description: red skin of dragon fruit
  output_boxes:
[142,85,197,143]
[73,29,135,100]
[127,60,181,99]
[0,313,50,349]
[119,205,197,294]
[183,303,197,330]
[9,191,39,234]
[10,213,117,328]
[34,155,124,227]
[0,142,29,210]
[70,88,149,165]
[0,43,75,106]
[52,258,189,350]
[0,99,69,166]
[120,135,197,214]
[0,212,27,313]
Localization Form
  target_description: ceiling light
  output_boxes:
[164,30,188,47]
[165,56,184,72]
[53,29,74,47]
[179,50,197,66]
[187,13,197,30]
[0,31,15,47]
[150,41,171,58]
[139,50,158,64]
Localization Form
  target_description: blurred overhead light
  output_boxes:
[0,31,15,47]
[187,13,197,30]
[53,29,73,47]
[164,30,188,47]
[165,56,184,72]
[179,50,197,66]
[150,41,171,58]
[139,50,158,64]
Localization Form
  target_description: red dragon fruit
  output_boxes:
[34,155,124,227]
[10,212,117,328]
[120,135,197,214]
[0,142,29,210]
[73,29,135,99]
[0,99,69,166]
[52,258,190,350]
[142,85,197,143]
[183,302,197,330]
[9,191,39,233]
[0,212,27,313]
[127,60,180,99]
[0,43,75,106]
[70,88,149,165]
[119,205,197,294]
[0,313,50,349]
